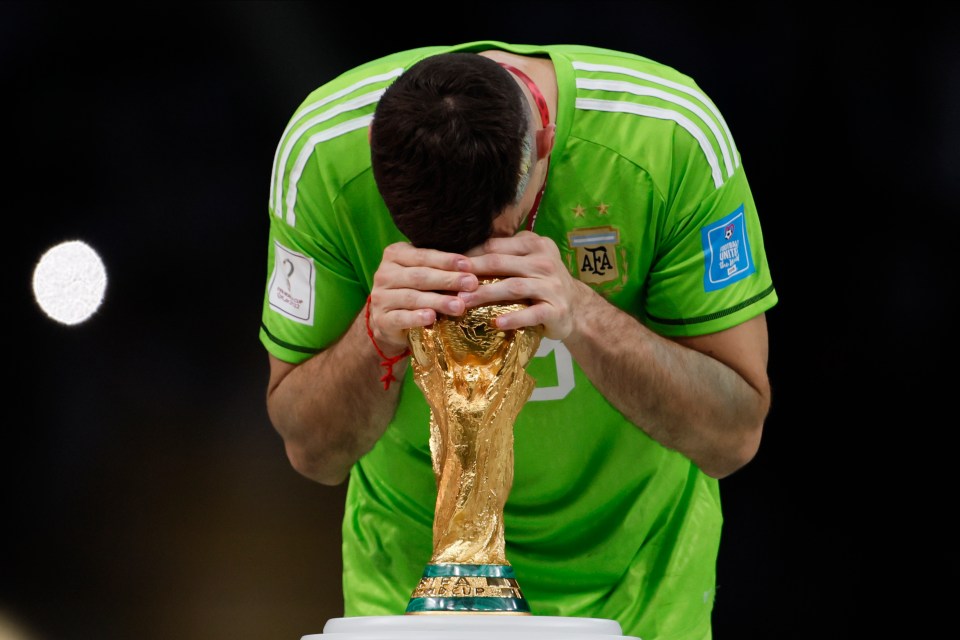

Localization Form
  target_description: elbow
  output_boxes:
[700,414,766,480]
[708,385,771,479]
[284,441,350,487]
[709,426,763,479]
[266,397,350,487]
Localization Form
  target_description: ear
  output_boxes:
[536,123,556,160]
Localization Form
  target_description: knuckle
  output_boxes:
[408,268,428,290]
[531,306,548,325]
[402,290,421,309]
[530,257,553,274]
[534,235,559,257]
[383,243,401,260]
[506,278,527,297]
[485,255,505,273]
[372,269,390,288]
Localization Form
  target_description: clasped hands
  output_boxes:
[367,231,583,358]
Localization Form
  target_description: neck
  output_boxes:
[498,62,550,127]
[478,51,557,126]
[496,61,551,232]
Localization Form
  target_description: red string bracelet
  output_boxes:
[365,295,411,390]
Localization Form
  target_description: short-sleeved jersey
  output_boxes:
[260,41,777,640]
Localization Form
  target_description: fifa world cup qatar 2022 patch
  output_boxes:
[268,240,315,325]
[565,226,627,294]
[701,204,755,292]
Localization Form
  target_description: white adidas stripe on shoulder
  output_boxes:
[577,78,736,180]
[572,61,739,186]
[272,89,385,221]
[575,98,724,188]
[282,114,373,227]
[270,68,403,222]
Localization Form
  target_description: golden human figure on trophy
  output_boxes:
[404,278,542,614]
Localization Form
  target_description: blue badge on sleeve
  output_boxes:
[701,204,755,292]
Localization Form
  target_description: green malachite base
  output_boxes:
[406,564,530,614]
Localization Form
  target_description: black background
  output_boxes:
[4,2,957,639]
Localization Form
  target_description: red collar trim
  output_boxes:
[498,62,550,231]
[498,62,550,127]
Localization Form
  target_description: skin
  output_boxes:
[266,51,771,485]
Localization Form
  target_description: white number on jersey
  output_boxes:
[529,339,575,402]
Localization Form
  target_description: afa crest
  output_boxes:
[564,226,627,294]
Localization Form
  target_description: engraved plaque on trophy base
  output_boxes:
[406,563,529,614]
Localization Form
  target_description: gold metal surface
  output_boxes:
[407,280,542,566]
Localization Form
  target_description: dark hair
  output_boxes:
[370,52,530,254]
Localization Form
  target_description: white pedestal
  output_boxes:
[304,615,642,640]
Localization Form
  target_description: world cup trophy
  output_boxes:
[404,279,542,614]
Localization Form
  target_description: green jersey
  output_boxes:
[260,41,777,640]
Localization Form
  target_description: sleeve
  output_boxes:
[258,148,367,364]
[644,126,777,338]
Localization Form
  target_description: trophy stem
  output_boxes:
[406,563,530,614]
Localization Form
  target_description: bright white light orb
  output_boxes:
[32,240,108,325]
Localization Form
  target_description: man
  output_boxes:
[260,41,777,640]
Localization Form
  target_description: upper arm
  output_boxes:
[267,352,298,399]
[672,313,770,400]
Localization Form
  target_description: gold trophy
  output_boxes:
[404,279,542,614]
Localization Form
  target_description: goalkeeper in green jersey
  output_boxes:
[260,42,777,640]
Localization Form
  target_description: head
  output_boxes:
[370,52,544,254]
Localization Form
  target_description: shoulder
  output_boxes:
[560,46,739,192]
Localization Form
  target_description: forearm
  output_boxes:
[564,283,768,479]
[266,311,408,485]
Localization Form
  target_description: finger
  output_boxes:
[376,264,479,295]
[380,307,437,333]
[368,294,463,355]
[375,288,467,317]
[457,277,531,308]
[384,242,474,272]
[491,304,551,332]
[466,253,538,279]
[469,255,561,282]
[470,231,543,256]
[378,245,479,293]
[467,236,559,277]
